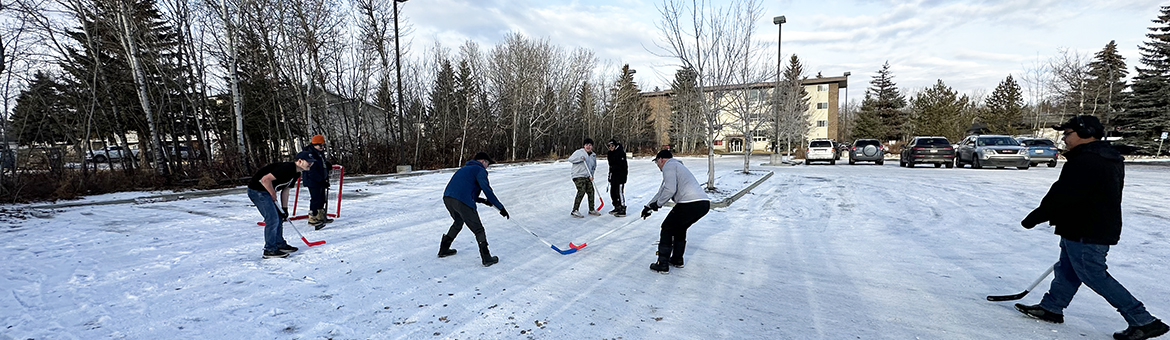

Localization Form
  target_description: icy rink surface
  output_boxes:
[3,156,1168,339]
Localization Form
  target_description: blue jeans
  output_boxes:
[1040,238,1155,326]
[248,189,289,252]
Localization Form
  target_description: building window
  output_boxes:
[817,85,828,92]
[816,102,829,109]
[714,140,723,146]
[817,120,827,128]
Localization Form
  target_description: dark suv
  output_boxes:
[900,137,955,168]
[849,139,885,165]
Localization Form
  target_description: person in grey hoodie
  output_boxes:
[568,138,599,218]
[641,149,710,273]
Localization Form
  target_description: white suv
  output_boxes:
[805,139,837,165]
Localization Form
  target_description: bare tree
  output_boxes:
[656,0,763,188]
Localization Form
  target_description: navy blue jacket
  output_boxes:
[300,145,331,187]
[443,160,504,210]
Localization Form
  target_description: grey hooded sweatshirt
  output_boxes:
[568,148,596,179]
[649,158,709,207]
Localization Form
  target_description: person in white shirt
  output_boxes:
[567,138,599,218]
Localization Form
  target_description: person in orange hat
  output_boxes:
[301,134,334,229]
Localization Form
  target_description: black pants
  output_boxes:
[658,200,710,262]
[308,185,327,211]
[609,182,625,209]
[443,196,488,244]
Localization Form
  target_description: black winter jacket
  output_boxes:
[300,145,332,187]
[607,144,628,184]
[1022,141,1124,245]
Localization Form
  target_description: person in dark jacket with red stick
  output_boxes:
[248,152,315,259]
[439,152,508,267]
[606,139,628,217]
[1015,115,1166,340]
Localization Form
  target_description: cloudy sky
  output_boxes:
[400,0,1163,100]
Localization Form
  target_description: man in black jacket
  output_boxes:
[1015,115,1166,340]
[606,139,628,217]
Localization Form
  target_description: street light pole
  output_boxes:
[772,15,785,158]
[843,71,850,141]
[393,0,408,168]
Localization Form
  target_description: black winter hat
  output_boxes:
[653,149,673,161]
[583,138,594,146]
[1052,115,1105,139]
[607,139,619,146]
[473,152,494,165]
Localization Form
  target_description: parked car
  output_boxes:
[849,139,885,165]
[899,136,955,168]
[86,146,139,163]
[805,139,837,165]
[167,145,192,159]
[1017,138,1059,167]
[955,135,1030,170]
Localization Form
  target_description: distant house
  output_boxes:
[642,75,848,154]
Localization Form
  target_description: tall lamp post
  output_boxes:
[394,0,408,168]
[772,15,785,159]
[843,71,850,141]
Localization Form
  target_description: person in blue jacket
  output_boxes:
[440,152,509,267]
[301,134,333,229]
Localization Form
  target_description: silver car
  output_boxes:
[1017,138,1059,167]
[805,139,837,165]
[955,135,1030,170]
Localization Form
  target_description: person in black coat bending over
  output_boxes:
[606,139,629,217]
[439,152,508,267]
[1015,115,1166,340]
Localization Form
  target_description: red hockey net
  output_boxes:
[289,164,344,220]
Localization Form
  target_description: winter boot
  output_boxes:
[319,209,335,223]
[308,209,325,228]
[478,241,499,267]
[669,241,686,268]
[614,206,627,217]
[1114,319,1169,340]
[438,234,458,258]
[650,241,672,273]
[1015,303,1064,323]
[263,249,289,259]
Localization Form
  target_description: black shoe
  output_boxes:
[482,256,499,267]
[439,234,457,258]
[1115,319,1169,340]
[1015,303,1064,324]
[277,244,298,253]
[650,261,669,273]
[438,249,457,258]
[263,250,289,259]
[670,259,684,268]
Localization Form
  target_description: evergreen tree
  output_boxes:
[984,75,1026,135]
[1086,41,1128,126]
[609,65,651,149]
[910,79,968,141]
[775,55,810,154]
[854,61,906,141]
[669,67,703,152]
[10,72,75,145]
[1122,6,1170,152]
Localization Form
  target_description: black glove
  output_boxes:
[499,208,510,219]
[475,197,492,206]
[641,205,653,219]
[648,202,660,211]
[279,207,289,221]
[1021,220,1037,229]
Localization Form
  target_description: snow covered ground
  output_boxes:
[3,156,1169,339]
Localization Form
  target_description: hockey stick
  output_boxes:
[987,264,1055,301]
[506,219,577,255]
[569,217,645,250]
[287,219,326,247]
